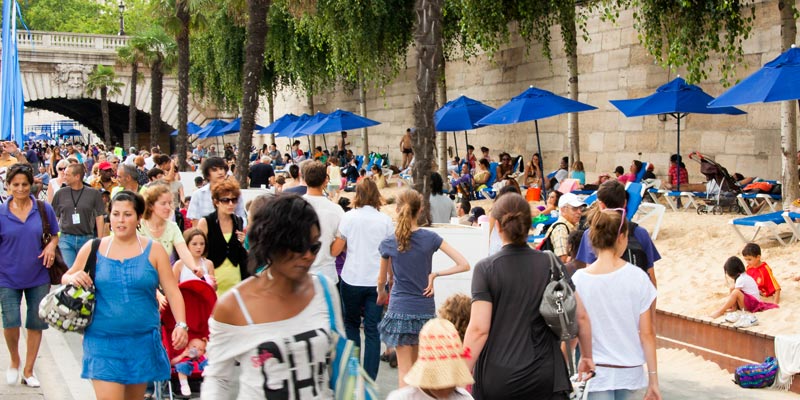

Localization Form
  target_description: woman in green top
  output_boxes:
[139,184,202,285]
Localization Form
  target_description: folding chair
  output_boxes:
[729,212,794,245]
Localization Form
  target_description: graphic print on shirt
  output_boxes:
[252,328,331,400]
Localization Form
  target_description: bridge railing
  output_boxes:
[16,31,129,52]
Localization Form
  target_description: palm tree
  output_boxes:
[86,65,124,149]
[138,27,177,148]
[116,40,146,150]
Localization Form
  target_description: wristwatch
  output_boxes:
[175,321,189,331]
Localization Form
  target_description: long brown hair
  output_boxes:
[588,208,628,250]
[353,178,383,210]
[395,190,422,252]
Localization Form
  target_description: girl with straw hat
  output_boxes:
[387,318,474,400]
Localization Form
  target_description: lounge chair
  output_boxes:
[729,211,797,245]
[737,193,782,215]
[626,182,665,240]
[476,161,499,199]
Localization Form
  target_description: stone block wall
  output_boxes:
[269,0,798,183]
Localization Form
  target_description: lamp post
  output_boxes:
[118,0,125,36]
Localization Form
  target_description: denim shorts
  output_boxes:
[0,283,51,330]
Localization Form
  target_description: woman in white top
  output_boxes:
[172,228,215,287]
[201,194,344,400]
[46,159,70,203]
[572,208,660,400]
[330,179,394,380]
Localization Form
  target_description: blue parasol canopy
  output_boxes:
[293,112,329,137]
[57,128,82,137]
[435,95,495,131]
[709,45,800,107]
[258,113,299,135]
[276,114,311,138]
[217,117,264,135]
[170,122,202,137]
[195,119,229,139]
[300,109,380,134]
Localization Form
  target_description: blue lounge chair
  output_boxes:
[737,193,782,215]
[729,211,796,245]
[476,162,499,199]
[626,181,665,239]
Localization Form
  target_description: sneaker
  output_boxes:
[734,313,758,328]
[21,374,40,388]
[724,311,741,323]
[180,382,191,397]
[6,368,18,385]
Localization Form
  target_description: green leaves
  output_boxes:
[86,65,123,97]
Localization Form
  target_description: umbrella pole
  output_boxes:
[464,131,469,152]
[535,120,546,200]
[452,131,458,158]
[675,113,682,192]
[323,135,328,151]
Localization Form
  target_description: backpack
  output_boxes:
[622,222,650,274]
[734,357,778,388]
[537,222,568,252]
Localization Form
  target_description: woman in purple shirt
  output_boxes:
[0,164,59,387]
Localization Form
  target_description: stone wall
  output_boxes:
[269,0,798,182]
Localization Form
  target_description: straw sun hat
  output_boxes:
[403,318,475,389]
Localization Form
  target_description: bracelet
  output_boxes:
[648,371,657,374]
[175,321,189,331]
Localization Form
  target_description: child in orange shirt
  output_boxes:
[742,243,781,304]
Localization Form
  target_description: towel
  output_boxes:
[773,334,800,390]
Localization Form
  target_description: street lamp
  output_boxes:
[118,0,125,36]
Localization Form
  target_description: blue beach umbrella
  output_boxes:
[477,86,597,197]
[57,128,82,137]
[170,122,202,137]
[195,119,229,139]
[610,76,745,190]
[276,114,311,138]
[301,109,380,134]
[258,113,298,135]
[218,117,264,135]
[709,45,800,107]
[294,112,329,136]
[435,95,495,157]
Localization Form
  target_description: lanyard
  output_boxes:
[70,187,85,213]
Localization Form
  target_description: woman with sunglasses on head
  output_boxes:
[202,194,344,399]
[196,179,248,296]
[46,159,70,203]
[572,207,660,400]
[0,164,59,387]
[377,189,470,387]
[62,190,188,399]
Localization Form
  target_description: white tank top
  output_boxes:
[179,258,210,283]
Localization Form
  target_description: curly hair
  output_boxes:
[395,190,422,252]
[247,194,320,275]
[211,178,241,202]
[438,293,472,340]
[141,183,172,219]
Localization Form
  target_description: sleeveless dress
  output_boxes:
[81,239,171,384]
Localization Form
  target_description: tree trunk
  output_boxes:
[779,0,798,208]
[150,57,164,150]
[101,87,112,149]
[267,88,275,146]
[435,48,447,180]
[359,76,369,157]
[176,0,190,170]
[236,0,271,188]
[129,62,138,150]
[307,92,315,151]
[563,3,580,165]
[411,0,443,226]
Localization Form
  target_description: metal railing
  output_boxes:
[15,30,129,52]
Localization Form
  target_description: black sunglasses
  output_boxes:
[292,241,322,255]
[217,196,239,204]
[57,167,66,171]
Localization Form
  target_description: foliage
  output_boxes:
[132,25,177,70]
[17,0,154,35]
[620,0,755,85]
[85,65,123,98]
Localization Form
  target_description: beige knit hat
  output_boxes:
[403,318,475,389]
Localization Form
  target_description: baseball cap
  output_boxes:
[558,192,585,208]
[97,161,114,171]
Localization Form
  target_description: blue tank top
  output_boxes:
[86,240,160,336]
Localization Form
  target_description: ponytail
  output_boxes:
[395,190,422,252]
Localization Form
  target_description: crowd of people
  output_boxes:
[1,136,793,400]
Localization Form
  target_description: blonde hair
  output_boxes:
[142,183,172,219]
[395,190,422,252]
[438,294,472,340]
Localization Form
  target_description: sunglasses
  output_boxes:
[217,196,239,204]
[292,241,322,255]
[603,207,628,236]
[57,167,66,171]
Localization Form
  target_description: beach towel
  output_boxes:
[742,292,779,313]
[774,334,800,390]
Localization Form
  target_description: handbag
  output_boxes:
[734,356,778,388]
[539,250,578,374]
[36,200,69,285]
[316,274,378,400]
[38,239,100,333]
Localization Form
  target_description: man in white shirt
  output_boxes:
[186,157,247,225]
[144,146,160,170]
[302,161,344,284]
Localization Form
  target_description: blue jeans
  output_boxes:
[0,284,51,330]
[339,280,382,380]
[58,233,94,269]
[588,389,645,400]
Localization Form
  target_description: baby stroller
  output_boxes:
[688,152,743,215]
[156,279,217,399]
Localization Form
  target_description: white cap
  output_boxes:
[558,192,585,208]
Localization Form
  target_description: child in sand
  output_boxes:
[171,337,208,396]
[386,318,474,400]
[742,243,781,304]
[710,256,779,319]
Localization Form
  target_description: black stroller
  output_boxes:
[688,152,743,215]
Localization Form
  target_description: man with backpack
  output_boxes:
[539,192,585,262]
[574,180,661,287]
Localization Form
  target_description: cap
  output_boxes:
[97,161,114,171]
[558,192,585,208]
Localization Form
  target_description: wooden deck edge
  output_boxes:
[655,310,800,394]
